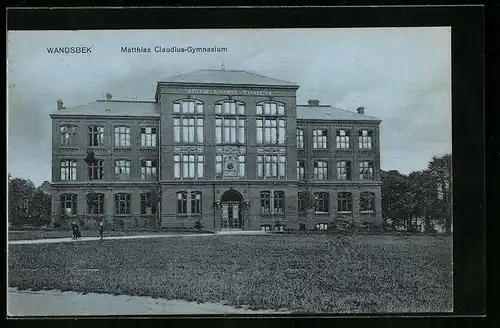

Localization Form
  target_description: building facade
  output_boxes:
[50,69,382,231]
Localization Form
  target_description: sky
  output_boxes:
[7,27,451,187]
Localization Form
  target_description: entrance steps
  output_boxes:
[216,229,268,235]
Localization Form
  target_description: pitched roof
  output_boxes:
[297,105,380,122]
[160,69,299,87]
[50,100,159,117]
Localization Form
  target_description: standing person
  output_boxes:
[98,221,104,240]
[71,221,77,240]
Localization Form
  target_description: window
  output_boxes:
[60,160,77,181]
[260,191,271,214]
[60,125,77,145]
[257,155,286,179]
[360,192,376,212]
[313,161,328,180]
[337,161,351,180]
[238,156,246,178]
[296,129,304,148]
[176,192,188,214]
[338,192,353,212]
[316,223,328,231]
[256,119,286,144]
[215,118,246,144]
[336,130,350,149]
[173,99,204,114]
[313,129,328,149]
[115,193,131,214]
[88,126,104,146]
[256,102,285,116]
[115,160,131,180]
[174,154,204,179]
[87,193,104,215]
[60,193,77,215]
[141,193,157,215]
[274,191,285,214]
[141,160,157,181]
[315,192,329,213]
[141,127,157,147]
[360,161,374,180]
[297,161,305,180]
[114,126,131,147]
[191,192,202,214]
[261,225,272,231]
[261,191,285,214]
[88,160,104,180]
[173,117,204,144]
[215,100,245,115]
[359,130,373,149]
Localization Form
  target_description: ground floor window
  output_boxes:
[316,223,328,230]
[274,224,284,232]
[60,193,77,215]
[261,225,272,231]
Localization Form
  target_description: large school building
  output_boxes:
[50,69,382,231]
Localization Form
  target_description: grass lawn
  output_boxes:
[8,234,452,313]
[8,229,212,241]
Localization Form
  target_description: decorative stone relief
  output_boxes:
[336,150,353,157]
[256,147,286,154]
[216,146,246,154]
[173,146,204,153]
[312,150,330,157]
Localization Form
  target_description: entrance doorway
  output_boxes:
[220,190,243,229]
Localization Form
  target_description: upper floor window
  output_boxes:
[141,192,157,215]
[297,129,305,148]
[88,126,104,147]
[360,191,376,212]
[174,154,204,179]
[313,129,328,149]
[337,192,353,213]
[215,100,245,115]
[215,155,245,179]
[87,193,104,215]
[257,155,286,179]
[60,159,77,181]
[297,161,305,180]
[115,193,131,214]
[315,192,329,213]
[141,160,157,181]
[313,160,328,180]
[115,160,131,180]
[141,127,157,147]
[256,118,286,144]
[336,130,350,149]
[173,117,204,144]
[359,130,373,149]
[216,118,245,144]
[88,159,104,180]
[114,126,131,147]
[337,161,351,181]
[360,161,374,180]
[60,125,78,146]
[256,101,286,116]
[60,193,77,215]
[260,191,285,214]
[173,99,204,114]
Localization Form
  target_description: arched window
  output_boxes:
[60,125,78,145]
[337,192,353,213]
[87,193,104,215]
[173,98,204,114]
[60,193,77,215]
[360,191,376,212]
[215,99,245,115]
[173,99,204,144]
[314,192,329,213]
[88,125,105,146]
[60,159,78,181]
[115,193,131,214]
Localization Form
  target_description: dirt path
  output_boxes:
[8,230,269,245]
[8,288,289,316]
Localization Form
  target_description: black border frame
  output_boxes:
[5,5,487,327]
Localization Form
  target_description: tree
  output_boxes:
[8,177,36,226]
[147,182,162,228]
[428,154,452,233]
[28,188,52,226]
[299,178,316,211]
[381,170,411,230]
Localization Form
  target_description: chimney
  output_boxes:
[57,100,66,110]
[106,92,112,100]
[357,106,365,114]
[308,99,320,106]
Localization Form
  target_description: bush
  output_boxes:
[53,221,61,229]
[194,220,203,230]
[299,223,306,231]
